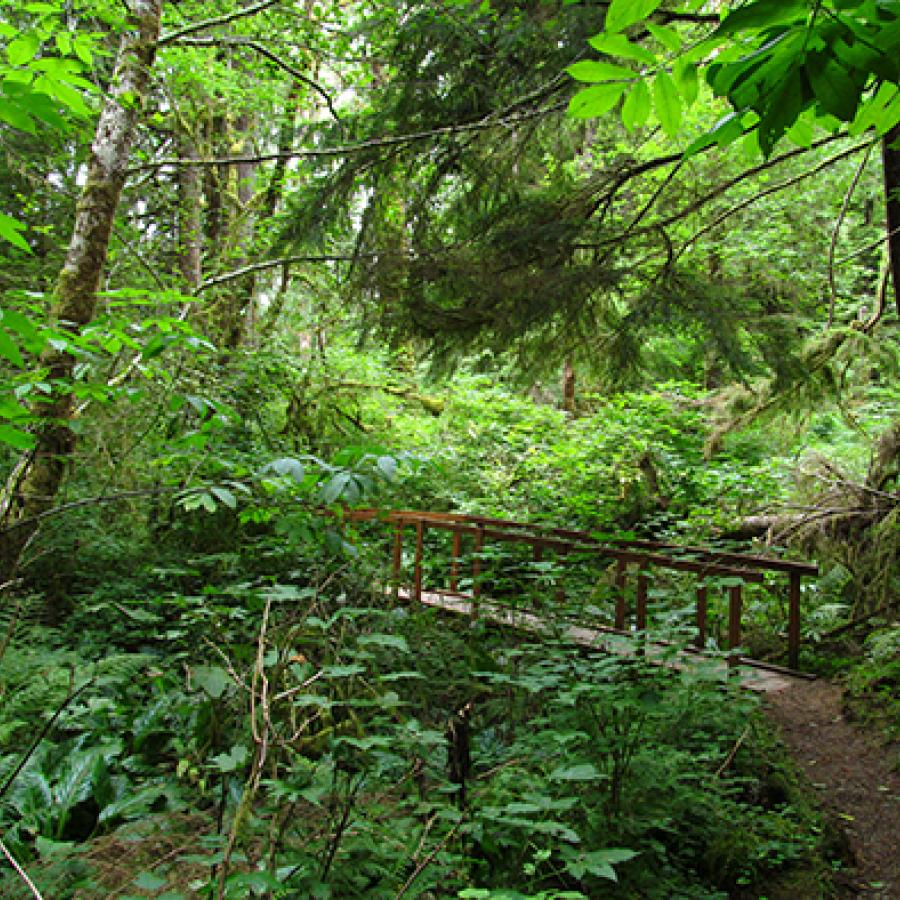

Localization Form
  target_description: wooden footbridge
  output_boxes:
[340,509,819,693]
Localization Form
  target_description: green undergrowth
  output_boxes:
[0,536,842,899]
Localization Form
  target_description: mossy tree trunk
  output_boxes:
[0,0,164,589]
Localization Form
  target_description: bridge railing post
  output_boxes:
[414,520,425,604]
[636,567,649,656]
[695,584,708,650]
[472,523,484,621]
[392,521,404,600]
[614,558,628,630]
[449,528,462,593]
[728,583,743,669]
[555,543,569,606]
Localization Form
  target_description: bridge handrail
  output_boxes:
[338,507,817,670]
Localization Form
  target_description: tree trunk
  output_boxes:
[0,0,163,587]
[177,134,203,290]
[881,124,900,317]
[562,357,576,414]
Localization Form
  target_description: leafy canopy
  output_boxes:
[570,0,900,156]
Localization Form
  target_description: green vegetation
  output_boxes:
[0,1,896,897]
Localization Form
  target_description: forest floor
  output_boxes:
[765,680,899,898]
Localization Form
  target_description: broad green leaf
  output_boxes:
[209,744,249,773]
[193,666,230,699]
[0,328,24,366]
[652,70,682,136]
[621,79,651,130]
[0,423,36,449]
[606,0,663,34]
[211,486,237,509]
[807,56,862,121]
[0,213,30,253]
[588,33,656,65]
[786,113,815,147]
[759,73,805,155]
[0,98,35,133]
[0,396,30,421]
[133,871,167,892]
[849,82,900,137]
[647,23,681,53]
[549,763,602,781]
[569,82,627,118]
[322,664,366,677]
[673,59,699,104]
[7,34,40,66]
[567,60,635,83]
[717,0,809,35]
[98,784,166,824]
[358,633,410,652]
[376,454,397,480]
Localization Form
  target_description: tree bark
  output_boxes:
[0,0,164,586]
[881,124,900,317]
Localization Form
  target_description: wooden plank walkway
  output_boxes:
[397,587,794,694]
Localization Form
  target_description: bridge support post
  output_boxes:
[450,529,461,593]
[788,572,801,670]
[728,584,743,670]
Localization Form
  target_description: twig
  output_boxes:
[201,637,253,694]
[0,680,94,802]
[394,816,465,899]
[0,837,43,900]
[198,254,363,292]
[836,222,900,266]
[320,773,365,881]
[216,599,274,900]
[160,0,282,45]
[715,726,750,778]
[827,144,874,328]
[176,37,342,126]
[678,138,877,260]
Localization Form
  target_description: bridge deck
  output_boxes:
[398,587,795,694]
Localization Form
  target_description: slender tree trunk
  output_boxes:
[882,124,900,317]
[0,0,164,586]
[177,134,203,290]
[562,357,576,414]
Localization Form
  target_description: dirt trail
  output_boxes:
[765,679,899,897]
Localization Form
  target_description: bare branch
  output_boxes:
[0,838,43,900]
[677,138,877,260]
[827,143,874,328]
[175,36,342,125]
[160,0,282,46]
[127,102,568,174]
[197,254,363,292]
[0,485,216,536]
